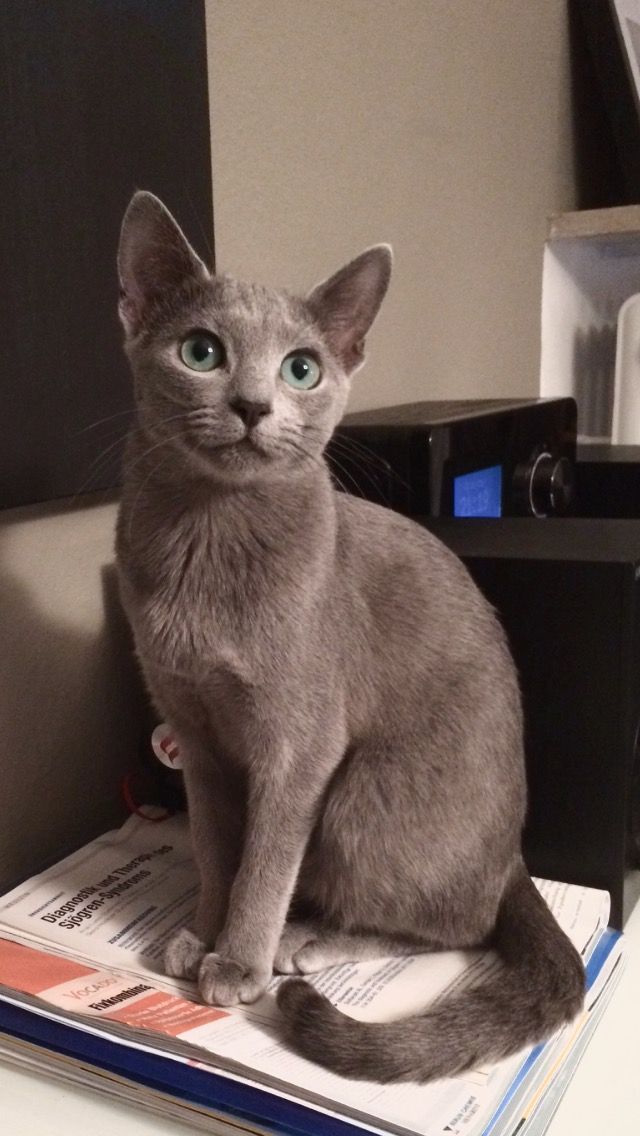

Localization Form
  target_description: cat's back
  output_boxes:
[330,488,520,707]
[333,490,493,629]
[329,489,522,784]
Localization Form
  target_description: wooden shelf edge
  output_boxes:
[548,204,640,241]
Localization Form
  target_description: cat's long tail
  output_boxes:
[275,865,585,1083]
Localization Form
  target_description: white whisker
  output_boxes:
[74,408,135,436]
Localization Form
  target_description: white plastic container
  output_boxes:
[612,292,640,444]
[540,205,640,442]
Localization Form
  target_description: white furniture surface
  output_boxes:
[1,898,639,1136]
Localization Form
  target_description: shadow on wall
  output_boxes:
[0,500,148,893]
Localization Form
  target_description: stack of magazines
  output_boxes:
[0,812,624,1136]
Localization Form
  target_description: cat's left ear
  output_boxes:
[117,191,210,336]
[306,245,392,373]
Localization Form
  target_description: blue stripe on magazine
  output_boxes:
[0,931,620,1136]
[0,998,370,1136]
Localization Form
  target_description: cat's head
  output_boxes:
[117,191,391,485]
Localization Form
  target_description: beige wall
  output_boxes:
[0,499,145,890]
[206,0,576,410]
[0,5,576,884]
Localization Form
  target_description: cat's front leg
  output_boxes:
[164,737,244,981]
[197,741,340,1007]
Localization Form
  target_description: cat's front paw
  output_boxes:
[198,952,269,1006]
[164,927,207,980]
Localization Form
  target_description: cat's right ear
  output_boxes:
[306,245,392,374]
[117,191,210,336]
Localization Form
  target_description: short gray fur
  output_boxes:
[115,192,584,1083]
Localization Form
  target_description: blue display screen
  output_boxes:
[453,464,502,517]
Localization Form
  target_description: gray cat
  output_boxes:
[115,191,584,1083]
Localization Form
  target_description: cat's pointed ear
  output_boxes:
[117,191,210,335]
[306,245,392,373]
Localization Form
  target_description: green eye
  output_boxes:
[280,352,321,391]
[179,333,225,372]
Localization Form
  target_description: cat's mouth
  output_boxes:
[185,429,275,473]
[174,414,296,479]
[218,434,261,451]
[211,433,270,457]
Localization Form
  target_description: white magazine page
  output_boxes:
[0,931,528,1136]
[0,814,610,982]
[0,976,557,1136]
[0,814,198,989]
[0,814,614,1136]
[0,932,624,1136]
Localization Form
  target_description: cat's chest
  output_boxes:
[125,533,276,679]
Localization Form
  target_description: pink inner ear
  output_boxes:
[351,338,366,367]
[320,317,367,373]
[306,246,391,372]
[118,290,140,333]
[117,192,210,334]
[334,334,366,373]
[117,262,149,333]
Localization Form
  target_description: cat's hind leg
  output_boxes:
[274,921,429,975]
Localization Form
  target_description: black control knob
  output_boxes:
[513,452,574,517]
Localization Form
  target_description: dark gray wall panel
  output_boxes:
[1,0,214,507]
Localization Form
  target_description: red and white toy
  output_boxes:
[151,724,183,770]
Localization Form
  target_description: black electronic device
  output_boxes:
[576,443,640,517]
[326,398,577,519]
[423,517,640,928]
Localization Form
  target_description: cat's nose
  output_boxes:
[229,396,272,431]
